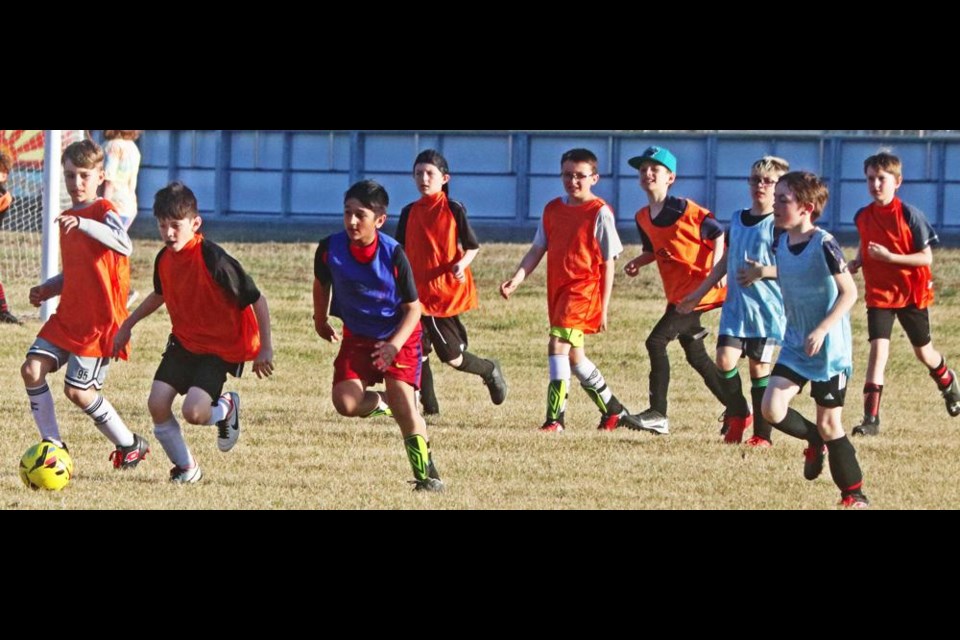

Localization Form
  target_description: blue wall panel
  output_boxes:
[135,131,960,231]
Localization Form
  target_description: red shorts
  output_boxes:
[333,329,422,389]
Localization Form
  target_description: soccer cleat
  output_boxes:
[109,433,150,470]
[42,438,68,452]
[717,411,728,436]
[803,444,826,481]
[0,310,22,325]
[169,464,203,484]
[216,391,240,452]
[942,372,960,417]
[744,435,772,448]
[839,492,870,509]
[539,420,564,433]
[411,477,445,492]
[722,414,754,444]
[852,415,880,437]
[427,456,441,480]
[363,392,393,418]
[597,411,623,431]
[622,409,670,435]
[483,359,508,405]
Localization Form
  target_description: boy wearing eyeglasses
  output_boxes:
[847,150,959,435]
[622,145,729,436]
[678,156,790,446]
[501,148,643,433]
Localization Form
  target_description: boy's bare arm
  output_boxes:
[453,248,480,282]
[112,292,165,357]
[806,271,857,357]
[712,233,726,269]
[623,251,656,277]
[313,278,339,342]
[600,258,615,331]
[500,244,546,299]
[678,259,729,314]
[848,243,863,274]
[372,300,422,371]
[865,243,933,267]
[251,295,274,378]
[29,274,65,307]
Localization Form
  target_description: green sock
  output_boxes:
[546,379,568,423]
[404,434,431,481]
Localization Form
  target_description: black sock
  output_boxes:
[863,383,883,419]
[772,408,818,442]
[456,351,495,378]
[420,358,439,414]
[751,382,772,441]
[930,357,954,389]
[826,436,864,496]
[719,367,750,418]
[606,394,624,416]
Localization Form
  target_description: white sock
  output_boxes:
[27,384,61,443]
[153,417,194,468]
[548,355,571,382]
[84,395,135,447]
[572,358,613,404]
[205,394,231,425]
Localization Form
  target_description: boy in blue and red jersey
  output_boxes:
[314,180,443,492]
[848,150,959,435]
[114,182,275,483]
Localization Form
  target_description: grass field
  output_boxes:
[2,237,960,510]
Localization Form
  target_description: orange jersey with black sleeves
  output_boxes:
[543,198,608,333]
[636,199,726,310]
[39,200,130,358]
[855,197,936,309]
[155,234,261,363]
[399,192,478,317]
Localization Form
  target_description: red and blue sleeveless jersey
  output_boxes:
[321,231,418,340]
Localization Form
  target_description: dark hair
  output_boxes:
[103,130,143,141]
[779,171,830,221]
[413,149,450,195]
[344,180,389,215]
[561,148,599,174]
[0,151,12,174]
[61,140,104,169]
[154,181,199,220]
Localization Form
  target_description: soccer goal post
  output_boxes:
[40,130,61,321]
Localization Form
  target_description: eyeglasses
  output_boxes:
[562,172,595,182]
[748,177,779,187]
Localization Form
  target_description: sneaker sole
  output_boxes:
[620,416,669,435]
[171,468,203,484]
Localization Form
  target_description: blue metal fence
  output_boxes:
[136,131,960,231]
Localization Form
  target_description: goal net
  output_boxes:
[1,130,83,319]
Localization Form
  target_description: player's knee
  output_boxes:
[645,334,668,354]
[331,394,356,417]
[20,359,43,385]
[762,402,784,425]
[181,403,209,425]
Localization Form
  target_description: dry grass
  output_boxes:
[2,237,960,510]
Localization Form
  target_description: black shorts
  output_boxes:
[772,363,849,409]
[154,334,243,401]
[717,335,779,364]
[866,306,931,347]
[422,315,469,363]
